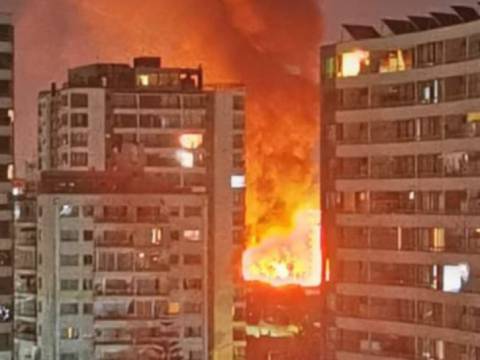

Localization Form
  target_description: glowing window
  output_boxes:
[176,150,194,168]
[443,263,470,293]
[138,75,149,87]
[184,229,201,242]
[151,228,162,245]
[168,302,180,315]
[231,175,246,189]
[179,134,203,149]
[340,50,370,77]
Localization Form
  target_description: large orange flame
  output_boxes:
[18,0,321,287]
[243,209,321,287]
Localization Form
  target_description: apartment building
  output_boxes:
[320,6,480,360]
[16,57,246,360]
[0,13,14,360]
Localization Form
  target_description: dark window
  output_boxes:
[0,164,9,181]
[60,303,79,315]
[0,333,11,351]
[70,114,88,127]
[0,277,12,295]
[112,94,137,108]
[184,206,202,217]
[114,114,137,128]
[0,53,12,70]
[0,25,13,42]
[83,255,93,266]
[0,81,11,97]
[83,230,93,241]
[0,109,10,126]
[60,279,79,291]
[0,250,11,266]
[139,95,180,109]
[70,94,88,108]
[0,221,10,238]
[0,136,11,154]
[233,134,244,149]
[233,96,245,110]
[83,303,93,314]
[71,152,88,167]
[183,254,201,265]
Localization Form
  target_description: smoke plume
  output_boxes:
[17,0,321,238]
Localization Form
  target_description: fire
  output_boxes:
[19,0,322,287]
[243,209,321,287]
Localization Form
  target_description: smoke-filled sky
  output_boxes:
[1,0,479,170]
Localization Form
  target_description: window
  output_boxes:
[0,53,12,70]
[0,277,12,295]
[83,279,93,291]
[167,302,180,315]
[71,133,88,147]
[0,25,13,42]
[60,303,79,315]
[444,76,466,101]
[70,93,88,108]
[83,303,93,314]
[233,96,245,110]
[183,278,202,290]
[445,37,467,63]
[114,114,137,128]
[338,87,369,109]
[0,136,11,154]
[184,326,202,338]
[82,230,93,242]
[184,206,202,217]
[0,333,11,351]
[184,302,202,314]
[184,254,201,265]
[60,279,79,291]
[417,42,443,67]
[60,255,79,267]
[60,353,79,360]
[372,83,415,107]
[71,152,88,167]
[59,205,79,218]
[231,175,246,189]
[60,230,79,242]
[418,79,441,104]
[83,255,93,266]
[233,153,244,168]
[184,229,201,242]
[0,80,12,97]
[233,114,245,129]
[61,327,79,339]
[139,95,180,109]
[70,113,88,127]
[82,205,94,217]
[112,94,137,108]
[0,221,10,238]
[233,134,244,149]
[184,95,207,109]
[0,250,11,266]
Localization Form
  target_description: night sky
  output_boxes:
[1,0,479,173]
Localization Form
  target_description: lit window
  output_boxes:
[7,164,13,180]
[340,50,370,77]
[7,110,13,123]
[138,75,149,87]
[61,327,79,339]
[443,263,470,293]
[184,229,201,242]
[168,302,180,315]
[179,134,203,149]
[151,228,162,244]
[176,150,194,168]
[231,175,246,189]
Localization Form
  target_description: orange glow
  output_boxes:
[340,50,370,77]
[67,0,321,288]
[179,134,203,149]
[243,209,321,288]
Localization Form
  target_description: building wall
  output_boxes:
[35,191,207,360]
[0,13,13,360]
[321,20,480,360]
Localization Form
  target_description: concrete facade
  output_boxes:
[17,58,246,360]
[321,15,480,360]
[0,13,14,360]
